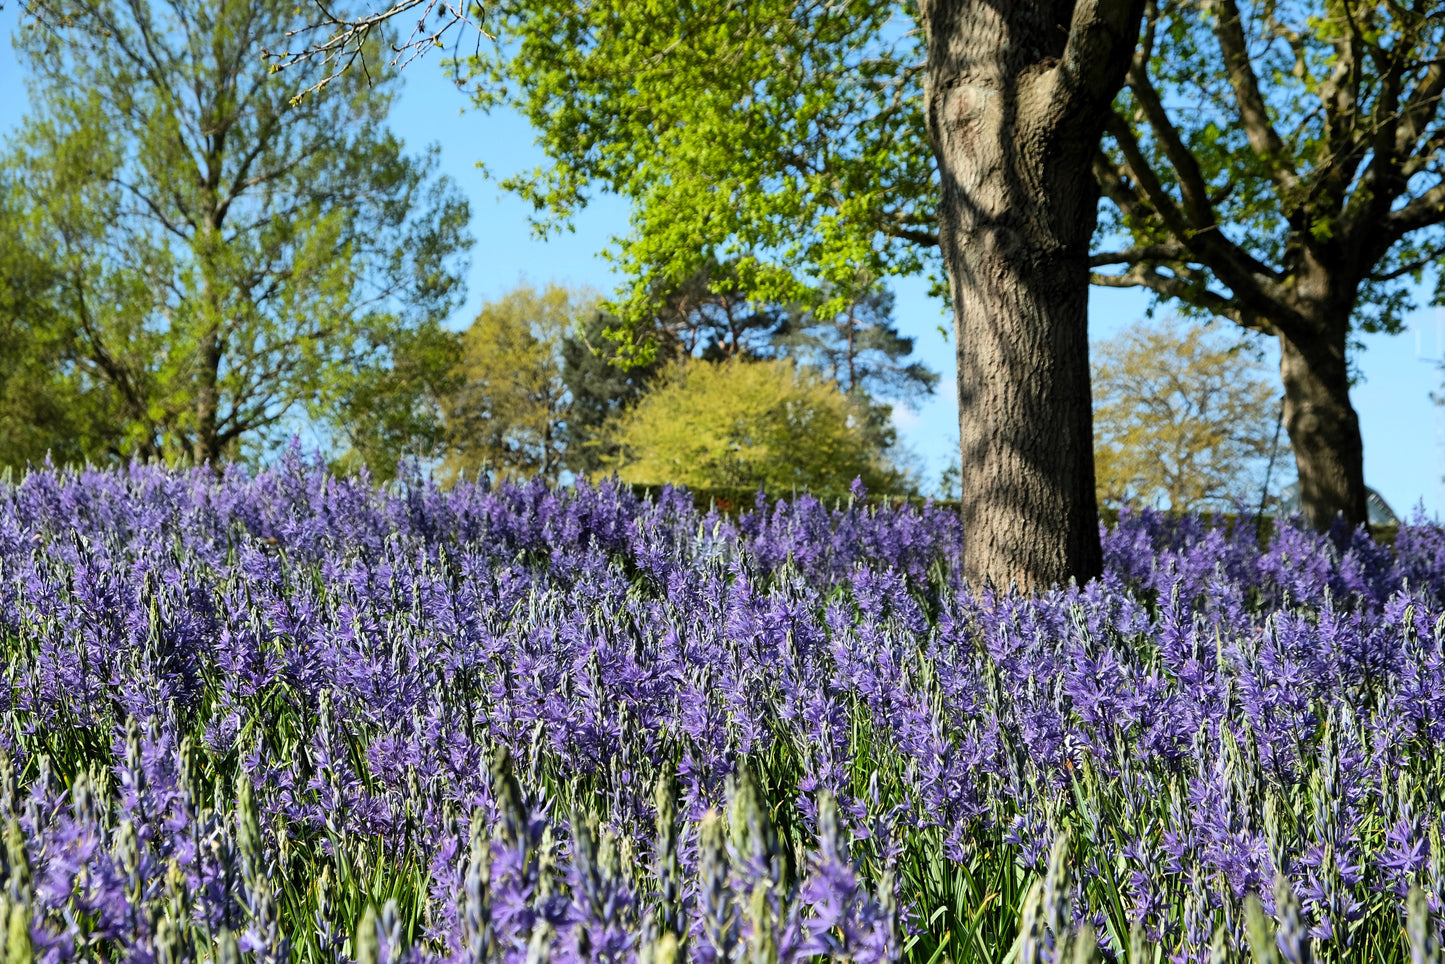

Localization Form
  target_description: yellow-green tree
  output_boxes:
[443,283,597,482]
[601,358,910,494]
[1092,321,1284,513]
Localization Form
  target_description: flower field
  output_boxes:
[2,454,1445,964]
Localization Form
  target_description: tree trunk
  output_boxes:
[193,185,226,466]
[194,242,223,466]
[920,1,1140,589]
[1277,320,1368,530]
[192,321,222,465]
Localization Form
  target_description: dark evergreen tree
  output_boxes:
[647,260,788,363]
[770,286,939,405]
[559,310,666,475]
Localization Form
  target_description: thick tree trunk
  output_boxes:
[1277,320,1368,530]
[920,2,1140,590]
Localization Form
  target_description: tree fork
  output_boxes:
[919,0,1143,590]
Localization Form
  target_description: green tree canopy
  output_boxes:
[326,323,463,481]
[600,358,912,495]
[0,176,113,470]
[463,1,938,330]
[6,0,470,467]
[1092,320,1284,512]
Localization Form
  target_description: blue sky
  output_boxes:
[4,13,1442,514]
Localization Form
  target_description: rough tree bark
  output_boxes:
[919,0,1144,590]
[1270,245,1369,528]
[1278,324,1366,530]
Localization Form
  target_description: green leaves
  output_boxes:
[464,0,938,345]
[6,0,471,467]
[440,282,595,483]
[1098,0,1445,340]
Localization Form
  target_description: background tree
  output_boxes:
[0,175,114,469]
[644,259,790,362]
[439,276,932,483]
[772,284,939,405]
[639,261,938,401]
[559,308,664,476]
[771,281,939,473]
[1091,0,1445,529]
[464,0,1146,589]
[601,358,912,494]
[443,283,588,482]
[8,0,469,466]
[325,322,462,481]
[1092,320,1283,512]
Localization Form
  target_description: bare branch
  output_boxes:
[261,0,490,101]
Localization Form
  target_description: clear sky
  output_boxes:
[4,12,1442,514]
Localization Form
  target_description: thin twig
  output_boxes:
[260,0,492,101]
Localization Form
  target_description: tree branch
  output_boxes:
[1340,9,1443,249]
[66,270,151,424]
[1318,0,1363,186]
[261,0,488,100]
[1051,0,1147,119]
[1125,63,1218,227]
[1103,110,1199,240]
[1397,59,1445,158]
[1207,0,1299,196]
[1089,243,1188,266]
[879,221,939,247]
[1090,264,1278,336]
[1368,239,1445,283]
[1102,109,1291,324]
[1093,149,1156,228]
[1382,176,1445,241]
